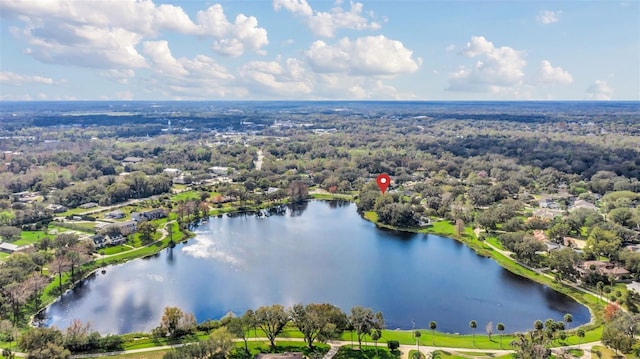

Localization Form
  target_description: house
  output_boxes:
[92,235,107,249]
[209,166,230,176]
[108,235,126,246]
[105,210,125,219]
[115,220,137,235]
[578,260,630,279]
[532,208,556,220]
[47,204,68,213]
[163,168,182,177]
[0,242,19,253]
[569,199,598,212]
[79,202,99,209]
[172,175,190,185]
[132,209,167,222]
[122,157,143,166]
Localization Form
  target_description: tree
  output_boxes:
[208,327,234,358]
[585,227,621,260]
[227,311,254,355]
[510,331,551,359]
[53,233,79,254]
[429,321,437,345]
[597,281,605,303]
[496,323,505,348]
[160,307,185,337]
[137,221,158,245]
[0,226,21,242]
[371,329,381,356]
[65,248,89,283]
[349,306,385,350]
[24,272,48,312]
[602,313,638,355]
[533,320,543,332]
[288,181,308,203]
[255,304,289,351]
[548,248,582,282]
[290,303,347,349]
[547,222,570,244]
[414,330,421,352]
[563,314,573,330]
[513,237,545,264]
[469,320,477,346]
[50,255,70,296]
[19,327,70,359]
[576,328,585,349]
[162,327,233,359]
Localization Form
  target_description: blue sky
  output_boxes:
[0,0,638,100]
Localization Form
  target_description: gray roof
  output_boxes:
[0,242,19,252]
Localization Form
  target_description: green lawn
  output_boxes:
[13,230,51,246]
[171,190,202,202]
[335,346,400,359]
[430,350,514,359]
[100,245,131,255]
[88,350,170,359]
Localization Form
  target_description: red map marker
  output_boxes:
[376,173,391,194]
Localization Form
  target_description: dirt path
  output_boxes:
[254,149,264,170]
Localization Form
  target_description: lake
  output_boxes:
[40,201,590,334]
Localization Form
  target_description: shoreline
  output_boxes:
[31,197,600,345]
[360,210,601,330]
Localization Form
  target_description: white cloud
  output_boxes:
[538,60,573,85]
[143,41,189,78]
[273,0,381,37]
[447,36,526,94]
[0,71,58,85]
[305,35,421,76]
[273,0,313,17]
[2,0,269,73]
[239,58,313,98]
[138,41,241,99]
[586,80,613,100]
[100,69,135,84]
[196,6,268,57]
[537,10,562,24]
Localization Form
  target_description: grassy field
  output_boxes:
[429,350,514,359]
[591,345,626,358]
[335,346,401,359]
[170,190,200,201]
[85,349,170,359]
[13,230,53,246]
[100,244,132,255]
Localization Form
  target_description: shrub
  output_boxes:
[387,340,400,351]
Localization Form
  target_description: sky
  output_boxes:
[0,0,638,101]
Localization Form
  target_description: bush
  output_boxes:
[387,340,400,351]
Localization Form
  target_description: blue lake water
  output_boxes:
[41,201,590,334]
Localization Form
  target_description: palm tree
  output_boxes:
[496,323,505,349]
[371,330,381,357]
[469,320,477,346]
[534,320,544,332]
[563,313,573,331]
[414,330,421,352]
[577,328,585,349]
[596,281,604,303]
[429,321,437,346]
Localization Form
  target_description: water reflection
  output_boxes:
[40,201,590,335]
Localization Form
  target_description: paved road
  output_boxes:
[56,337,605,359]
